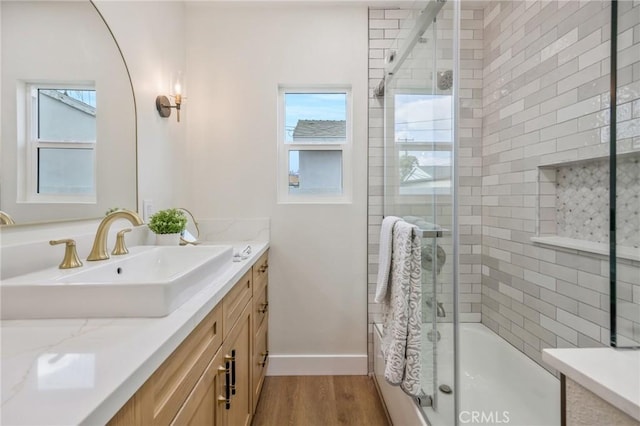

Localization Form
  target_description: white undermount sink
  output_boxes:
[0,245,233,320]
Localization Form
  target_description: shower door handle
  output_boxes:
[419,228,449,238]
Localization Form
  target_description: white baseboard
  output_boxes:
[266,354,368,376]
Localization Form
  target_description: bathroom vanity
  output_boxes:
[0,242,269,426]
[109,250,269,426]
[543,348,640,426]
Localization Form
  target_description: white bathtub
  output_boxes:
[374,323,560,426]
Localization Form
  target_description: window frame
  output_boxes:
[24,82,97,203]
[277,86,353,204]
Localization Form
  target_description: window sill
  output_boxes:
[277,199,353,205]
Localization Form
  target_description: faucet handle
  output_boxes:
[50,239,83,269]
[112,228,132,256]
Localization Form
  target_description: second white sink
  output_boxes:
[1,245,233,320]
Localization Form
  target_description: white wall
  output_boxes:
[93,0,187,214]
[184,3,369,374]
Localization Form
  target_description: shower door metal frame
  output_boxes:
[608,0,640,350]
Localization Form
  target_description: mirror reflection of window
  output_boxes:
[38,89,96,141]
[394,94,452,195]
[37,148,94,195]
[28,85,96,199]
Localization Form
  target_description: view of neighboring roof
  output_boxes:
[40,89,96,116]
[402,165,433,183]
[292,120,346,140]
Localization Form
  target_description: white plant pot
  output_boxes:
[155,233,181,246]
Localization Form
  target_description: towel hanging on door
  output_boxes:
[374,216,402,303]
[379,219,423,397]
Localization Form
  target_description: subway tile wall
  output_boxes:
[367,7,404,372]
[368,0,640,372]
[482,0,640,366]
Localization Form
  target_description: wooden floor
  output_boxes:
[252,376,390,426]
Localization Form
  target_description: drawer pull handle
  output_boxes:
[259,263,269,273]
[229,350,237,395]
[217,365,230,408]
[220,361,231,409]
[258,302,269,314]
[259,351,269,366]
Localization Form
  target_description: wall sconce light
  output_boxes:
[156,72,185,122]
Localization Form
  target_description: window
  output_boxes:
[393,93,452,196]
[24,83,96,202]
[278,88,352,203]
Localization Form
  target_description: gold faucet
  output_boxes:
[87,209,143,261]
[50,239,83,269]
[0,210,15,225]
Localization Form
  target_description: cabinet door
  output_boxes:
[170,349,225,426]
[223,302,253,426]
[252,318,268,413]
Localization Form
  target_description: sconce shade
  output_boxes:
[156,95,172,118]
[171,71,184,96]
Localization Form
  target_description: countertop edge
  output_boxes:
[542,348,640,422]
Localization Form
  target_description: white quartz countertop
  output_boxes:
[1,241,268,426]
[542,347,640,421]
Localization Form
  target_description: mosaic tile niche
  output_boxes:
[555,156,640,248]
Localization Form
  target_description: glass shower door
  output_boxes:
[382,1,456,424]
[611,0,640,348]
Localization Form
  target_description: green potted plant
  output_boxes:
[147,208,187,245]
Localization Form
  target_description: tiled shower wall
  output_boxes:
[481,0,640,368]
[367,7,406,372]
[368,0,639,373]
[553,157,640,248]
[367,5,485,371]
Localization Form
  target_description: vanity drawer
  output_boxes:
[123,303,223,426]
[223,269,252,337]
[253,283,268,334]
[252,251,269,296]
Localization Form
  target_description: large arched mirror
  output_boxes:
[1,0,137,225]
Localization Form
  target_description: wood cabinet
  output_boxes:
[223,302,252,426]
[251,250,269,414]
[223,269,252,337]
[170,348,225,426]
[108,251,268,426]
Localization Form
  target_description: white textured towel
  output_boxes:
[380,220,423,397]
[374,216,402,303]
